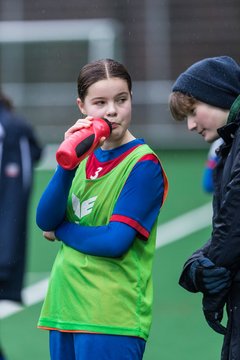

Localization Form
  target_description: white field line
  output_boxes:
[0,202,212,319]
[156,202,212,248]
[0,278,49,319]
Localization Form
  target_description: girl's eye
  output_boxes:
[117,98,127,104]
[94,101,105,106]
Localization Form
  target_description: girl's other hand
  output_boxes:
[43,231,56,242]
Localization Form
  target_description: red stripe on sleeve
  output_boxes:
[138,154,160,163]
[110,214,149,240]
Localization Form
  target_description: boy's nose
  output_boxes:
[187,117,197,131]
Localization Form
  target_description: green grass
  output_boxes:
[1,149,225,360]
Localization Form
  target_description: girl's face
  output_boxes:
[77,77,134,149]
[187,102,229,143]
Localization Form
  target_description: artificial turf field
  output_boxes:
[1,149,225,359]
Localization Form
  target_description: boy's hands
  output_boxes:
[190,257,231,294]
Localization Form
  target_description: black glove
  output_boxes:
[202,287,229,335]
[190,257,231,294]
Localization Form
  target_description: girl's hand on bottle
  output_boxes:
[64,116,107,146]
[64,116,94,140]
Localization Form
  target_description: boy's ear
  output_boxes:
[77,98,86,115]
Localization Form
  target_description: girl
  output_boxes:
[36,58,168,360]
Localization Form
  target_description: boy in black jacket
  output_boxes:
[169,56,240,360]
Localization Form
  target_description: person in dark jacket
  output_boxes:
[168,56,240,360]
[0,91,42,360]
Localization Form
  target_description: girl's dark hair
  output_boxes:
[77,58,132,100]
[0,91,13,110]
[169,91,198,121]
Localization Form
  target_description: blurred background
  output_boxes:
[1,1,240,359]
[1,0,239,150]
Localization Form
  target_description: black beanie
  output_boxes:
[172,56,240,109]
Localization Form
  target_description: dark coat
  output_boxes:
[179,96,240,360]
[0,103,42,302]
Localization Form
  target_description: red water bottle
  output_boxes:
[56,118,112,170]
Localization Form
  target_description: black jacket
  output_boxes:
[179,95,240,359]
[180,98,240,285]
[0,103,42,302]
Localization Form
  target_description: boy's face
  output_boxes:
[187,102,229,143]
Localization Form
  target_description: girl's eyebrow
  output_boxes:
[91,92,129,101]
[116,92,129,96]
[91,96,105,100]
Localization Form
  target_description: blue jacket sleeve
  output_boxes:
[202,139,222,193]
[202,167,215,193]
